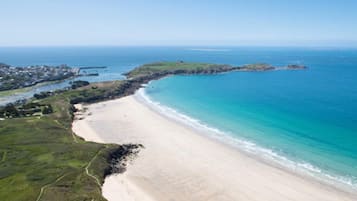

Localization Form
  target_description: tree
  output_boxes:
[71,80,90,89]
[42,105,53,114]
[3,104,20,118]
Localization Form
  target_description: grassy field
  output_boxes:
[124,61,232,78]
[243,63,272,69]
[0,86,33,97]
[0,80,67,98]
[0,81,125,201]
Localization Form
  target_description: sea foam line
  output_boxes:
[135,87,357,192]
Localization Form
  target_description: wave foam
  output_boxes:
[135,88,357,191]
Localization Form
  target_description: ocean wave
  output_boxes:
[135,88,357,191]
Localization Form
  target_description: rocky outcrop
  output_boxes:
[104,144,144,176]
[286,64,307,70]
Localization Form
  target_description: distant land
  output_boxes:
[0,63,78,91]
[125,61,306,78]
[0,61,306,102]
[0,63,108,92]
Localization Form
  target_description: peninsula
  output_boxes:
[124,61,306,79]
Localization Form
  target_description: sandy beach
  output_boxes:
[72,95,357,201]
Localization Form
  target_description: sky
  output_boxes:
[1,0,357,47]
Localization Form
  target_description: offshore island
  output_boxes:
[1,62,356,201]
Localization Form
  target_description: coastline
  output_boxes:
[72,94,356,201]
[136,87,357,191]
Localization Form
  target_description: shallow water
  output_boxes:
[144,60,357,189]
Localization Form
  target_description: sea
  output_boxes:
[1,46,356,190]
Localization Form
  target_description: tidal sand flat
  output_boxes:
[72,95,356,201]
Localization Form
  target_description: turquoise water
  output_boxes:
[143,50,357,189]
[1,47,357,189]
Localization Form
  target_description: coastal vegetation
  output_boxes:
[125,61,306,79]
[70,80,90,89]
[0,80,63,98]
[0,80,141,201]
[243,63,274,70]
[124,61,235,78]
[0,86,32,98]
[0,102,53,118]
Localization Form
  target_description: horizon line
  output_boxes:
[1,44,357,49]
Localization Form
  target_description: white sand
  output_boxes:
[72,95,357,201]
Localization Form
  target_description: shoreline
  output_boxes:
[72,94,356,201]
[135,88,357,192]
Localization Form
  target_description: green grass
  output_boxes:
[125,61,229,78]
[243,63,272,69]
[0,80,64,98]
[140,61,213,70]
[0,81,124,201]
[1,151,6,162]
[0,87,32,97]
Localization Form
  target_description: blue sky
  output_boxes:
[1,0,357,46]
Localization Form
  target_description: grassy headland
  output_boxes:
[124,61,306,79]
[124,61,236,78]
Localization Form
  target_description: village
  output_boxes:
[0,63,79,91]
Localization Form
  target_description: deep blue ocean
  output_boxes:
[1,46,356,189]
